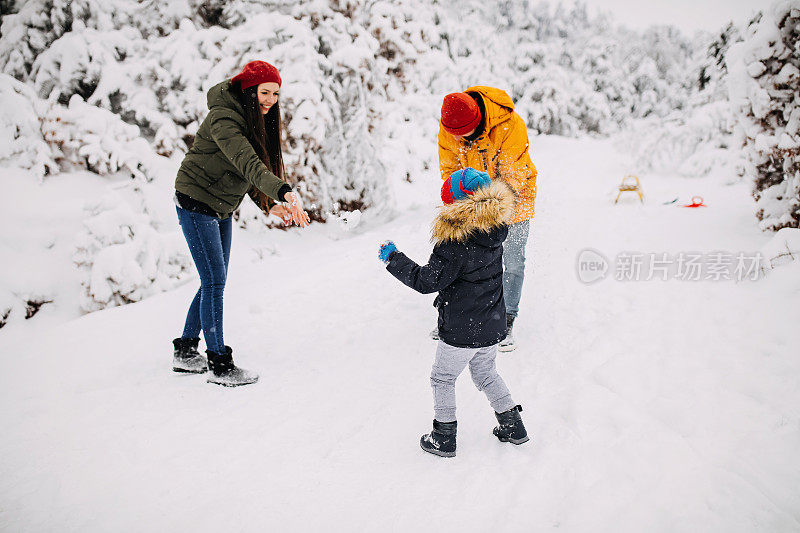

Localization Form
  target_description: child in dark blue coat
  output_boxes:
[379,168,529,457]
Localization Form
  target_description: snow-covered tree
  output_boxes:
[728,1,800,231]
[0,74,55,176]
[2,0,776,320]
[699,22,743,92]
[0,0,93,80]
[73,186,193,312]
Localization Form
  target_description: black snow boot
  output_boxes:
[172,337,207,373]
[420,419,457,458]
[493,405,530,445]
[206,346,259,387]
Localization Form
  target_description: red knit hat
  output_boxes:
[440,92,481,136]
[231,61,282,90]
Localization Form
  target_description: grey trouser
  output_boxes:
[430,341,516,422]
[503,220,530,318]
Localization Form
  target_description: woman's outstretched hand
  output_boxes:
[283,192,311,228]
[268,204,293,226]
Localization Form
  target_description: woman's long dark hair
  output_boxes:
[233,83,285,181]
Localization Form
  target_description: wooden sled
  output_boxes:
[615,175,644,204]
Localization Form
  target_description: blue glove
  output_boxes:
[378,240,397,263]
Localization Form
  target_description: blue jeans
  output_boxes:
[176,206,232,354]
[503,220,530,318]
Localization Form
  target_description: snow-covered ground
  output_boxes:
[1,136,799,532]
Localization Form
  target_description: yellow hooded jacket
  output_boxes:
[438,86,537,224]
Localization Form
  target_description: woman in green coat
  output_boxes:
[172,60,310,387]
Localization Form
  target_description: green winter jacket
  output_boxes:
[175,81,287,219]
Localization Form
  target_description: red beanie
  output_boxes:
[440,92,481,136]
[231,61,282,90]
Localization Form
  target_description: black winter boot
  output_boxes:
[493,405,529,445]
[420,419,457,458]
[172,337,207,373]
[206,346,259,387]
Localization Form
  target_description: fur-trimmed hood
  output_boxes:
[432,180,516,244]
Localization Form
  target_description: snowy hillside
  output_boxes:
[1,136,799,532]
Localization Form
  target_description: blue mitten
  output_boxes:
[378,240,397,263]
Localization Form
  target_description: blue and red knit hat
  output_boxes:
[441,167,491,204]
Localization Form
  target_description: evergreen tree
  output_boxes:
[728,1,800,231]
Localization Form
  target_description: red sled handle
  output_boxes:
[683,196,705,208]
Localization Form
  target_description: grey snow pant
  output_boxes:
[431,341,516,423]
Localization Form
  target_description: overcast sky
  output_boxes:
[578,0,764,34]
